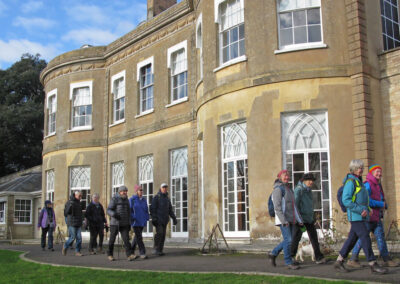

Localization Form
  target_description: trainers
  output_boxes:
[75,252,83,257]
[383,260,399,267]
[292,260,300,266]
[287,264,300,270]
[316,258,327,264]
[370,262,388,274]
[62,247,67,256]
[108,255,115,261]
[127,254,138,261]
[347,259,362,268]
[268,253,277,267]
[334,260,349,272]
[140,255,148,259]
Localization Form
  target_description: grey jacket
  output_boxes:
[272,179,303,225]
[107,194,131,226]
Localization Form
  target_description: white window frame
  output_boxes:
[137,57,154,115]
[196,14,203,80]
[0,201,6,224]
[111,70,126,125]
[138,155,154,237]
[381,0,400,50]
[69,81,93,131]
[170,147,188,238]
[221,121,250,238]
[276,0,326,53]
[215,0,246,66]
[46,169,55,203]
[111,162,125,198]
[46,89,57,136]
[14,199,32,224]
[69,166,91,211]
[167,41,188,105]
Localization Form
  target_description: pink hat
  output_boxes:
[134,184,142,193]
[277,170,288,179]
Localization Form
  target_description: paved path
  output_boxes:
[1,243,399,283]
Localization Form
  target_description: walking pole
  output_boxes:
[117,222,120,259]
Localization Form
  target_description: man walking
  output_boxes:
[63,191,84,256]
[38,200,56,251]
[107,185,136,261]
[85,193,107,254]
[150,183,177,256]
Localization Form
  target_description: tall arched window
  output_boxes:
[221,121,249,237]
[281,111,331,229]
[46,170,55,203]
[70,166,91,210]
[139,155,154,236]
[111,162,125,197]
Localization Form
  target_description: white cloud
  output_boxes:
[62,28,117,46]
[13,17,55,30]
[21,1,44,13]
[0,39,59,65]
[65,4,108,25]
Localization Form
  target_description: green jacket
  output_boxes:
[294,181,314,224]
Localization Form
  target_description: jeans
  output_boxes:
[351,221,390,261]
[89,225,104,251]
[41,226,54,249]
[290,223,324,261]
[64,226,82,252]
[154,224,167,253]
[132,226,146,255]
[271,224,295,265]
[108,225,132,257]
[339,221,376,262]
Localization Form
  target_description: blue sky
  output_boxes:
[0,0,155,69]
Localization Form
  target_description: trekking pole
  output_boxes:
[117,223,120,259]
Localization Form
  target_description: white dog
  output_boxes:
[295,241,315,262]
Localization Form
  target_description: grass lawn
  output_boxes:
[0,250,363,284]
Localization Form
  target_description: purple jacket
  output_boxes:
[38,208,56,228]
[365,172,385,222]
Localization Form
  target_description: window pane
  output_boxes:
[308,25,321,42]
[280,12,292,28]
[294,26,307,44]
[322,181,330,199]
[293,10,306,26]
[280,28,293,46]
[312,191,322,209]
[293,153,304,171]
[307,8,320,24]
[308,153,320,170]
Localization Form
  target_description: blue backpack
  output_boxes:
[268,186,285,217]
[337,178,362,213]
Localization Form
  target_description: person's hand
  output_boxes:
[369,210,373,216]
[173,218,178,226]
[299,223,304,227]
[361,210,368,217]
[114,213,121,220]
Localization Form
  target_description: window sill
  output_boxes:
[135,109,154,118]
[67,126,93,133]
[14,222,32,225]
[165,97,188,108]
[109,119,125,128]
[274,43,327,54]
[213,55,247,73]
[44,133,56,139]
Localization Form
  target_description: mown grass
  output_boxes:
[0,250,363,284]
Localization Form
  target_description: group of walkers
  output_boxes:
[38,183,177,261]
[269,159,398,274]
[38,159,398,273]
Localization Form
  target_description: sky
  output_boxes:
[0,0,159,70]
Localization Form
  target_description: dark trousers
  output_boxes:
[290,223,324,261]
[339,221,376,262]
[89,225,104,251]
[41,226,54,249]
[108,225,132,257]
[154,224,167,253]
[132,226,146,255]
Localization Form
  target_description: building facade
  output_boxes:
[40,0,400,241]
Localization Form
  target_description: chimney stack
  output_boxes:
[147,0,177,19]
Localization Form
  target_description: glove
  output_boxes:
[114,213,121,220]
[173,218,178,226]
[152,219,158,227]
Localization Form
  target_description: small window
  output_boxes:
[14,199,32,224]
[46,89,57,135]
[70,81,93,130]
[0,202,6,224]
[137,57,154,114]
[196,14,203,79]
[168,41,188,104]
[380,0,400,50]
[277,0,323,50]
[46,170,55,203]
[111,71,126,123]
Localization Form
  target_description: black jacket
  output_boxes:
[64,194,83,227]
[107,194,131,226]
[150,191,176,226]
[85,202,106,227]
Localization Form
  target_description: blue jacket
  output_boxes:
[129,195,149,227]
[342,174,370,222]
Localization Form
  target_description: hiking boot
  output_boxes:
[370,262,388,274]
[127,254,138,261]
[75,252,83,257]
[287,264,300,270]
[347,259,362,268]
[140,255,148,259]
[158,252,165,256]
[316,258,327,264]
[108,255,115,261]
[89,251,96,255]
[268,253,277,267]
[334,260,349,272]
[292,260,300,266]
[62,247,67,256]
[383,260,399,267]
[49,248,54,251]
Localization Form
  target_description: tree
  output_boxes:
[0,54,47,177]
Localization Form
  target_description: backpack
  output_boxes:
[268,186,285,217]
[337,178,362,213]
